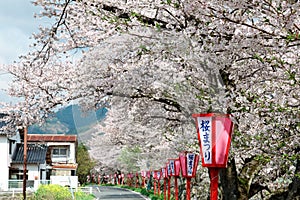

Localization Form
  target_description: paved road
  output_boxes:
[93,186,148,200]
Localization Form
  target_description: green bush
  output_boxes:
[149,193,165,200]
[116,185,166,200]
[75,191,95,200]
[140,188,149,196]
[33,184,72,200]
[32,184,94,200]
[133,188,142,193]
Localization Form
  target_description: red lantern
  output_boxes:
[153,170,162,195]
[168,158,181,200]
[166,163,171,200]
[179,152,199,200]
[192,113,234,200]
[127,173,132,187]
[146,171,151,179]
[167,162,172,176]
[135,172,139,188]
[161,167,168,179]
[141,171,146,187]
[174,159,181,176]
[179,152,199,178]
[162,166,168,200]
[154,170,161,180]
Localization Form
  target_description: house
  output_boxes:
[0,113,10,191]
[10,143,48,189]
[0,129,78,191]
[0,129,10,191]
[26,134,78,179]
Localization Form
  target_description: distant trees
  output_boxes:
[76,143,96,184]
[118,146,141,173]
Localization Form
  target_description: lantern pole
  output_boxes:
[141,171,145,188]
[186,177,191,200]
[135,172,139,188]
[179,152,199,200]
[154,179,157,195]
[167,177,171,200]
[163,178,166,200]
[209,168,219,200]
[170,158,181,200]
[153,170,161,196]
[158,178,161,195]
[174,176,178,200]
[175,158,181,200]
[162,167,167,200]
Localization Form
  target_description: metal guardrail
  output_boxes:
[8,180,34,190]
[0,185,93,199]
[1,183,92,200]
[7,180,51,190]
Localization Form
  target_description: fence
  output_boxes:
[8,180,35,190]
[76,187,93,194]
[2,180,92,199]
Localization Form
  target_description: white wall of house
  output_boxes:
[0,135,9,191]
[12,163,40,180]
[50,175,78,188]
[48,142,76,163]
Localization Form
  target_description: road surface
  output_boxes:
[92,186,149,200]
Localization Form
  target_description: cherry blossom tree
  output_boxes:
[1,0,299,199]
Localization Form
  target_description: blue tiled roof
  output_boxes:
[0,113,7,135]
[12,144,48,164]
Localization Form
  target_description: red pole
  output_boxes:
[142,177,145,187]
[135,177,137,188]
[158,181,161,195]
[164,178,167,200]
[154,180,157,195]
[167,177,171,200]
[174,177,178,200]
[186,178,191,200]
[209,168,219,200]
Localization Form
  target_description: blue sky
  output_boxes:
[0,0,42,102]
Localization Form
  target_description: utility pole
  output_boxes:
[23,126,27,200]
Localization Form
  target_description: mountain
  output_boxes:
[28,104,107,135]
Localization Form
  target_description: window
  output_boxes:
[52,147,68,158]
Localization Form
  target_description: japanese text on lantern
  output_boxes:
[198,117,212,164]
[170,160,175,175]
[187,153,195,176]
[167,163,171,176]
[162,168,166,178]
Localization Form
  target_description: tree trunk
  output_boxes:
[286,154,300,200]
[219,158,240,200]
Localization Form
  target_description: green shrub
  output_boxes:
[140,188,149,196]
[33,184,72,200]
[149,193,165,200]
[75,191,95,200]
[33,184,94,200]
[111,185,166,200]
[133,188,142,193]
